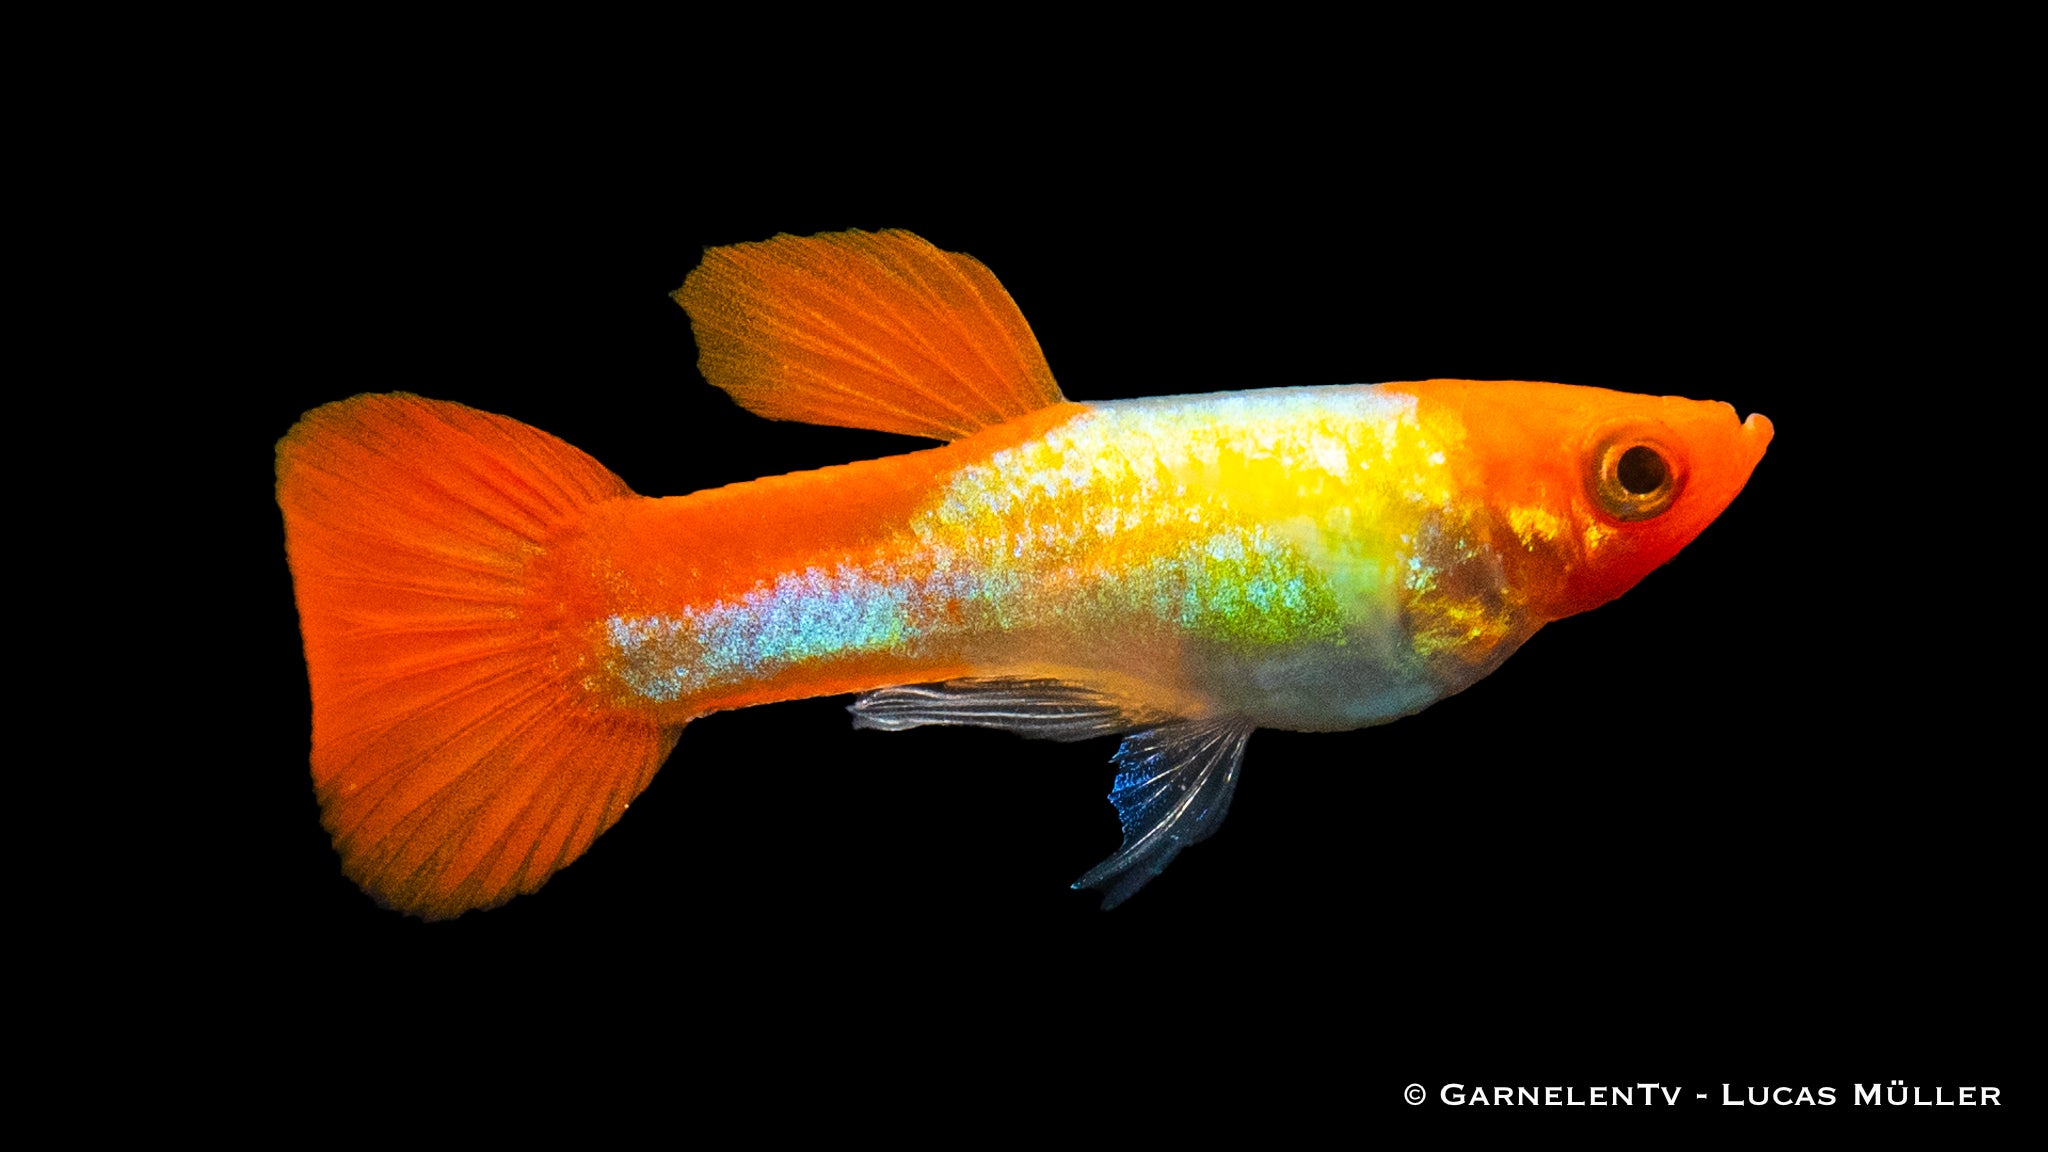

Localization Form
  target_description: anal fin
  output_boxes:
[850,679,1253,909]
[1075,719,1254,909]
[849,678,1149,741]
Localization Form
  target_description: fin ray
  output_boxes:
[850,678,1157,742]
[1074,719,1254,909]
[278,393,682,918]
[676,230,1066,440]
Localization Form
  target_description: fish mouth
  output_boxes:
[1740,411,1774,468]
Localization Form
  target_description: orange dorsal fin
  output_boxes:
[277,394,679,918]
[675,229,1067,440]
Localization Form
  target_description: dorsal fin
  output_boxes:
[674,230,1067,441]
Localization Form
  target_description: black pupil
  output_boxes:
[1616,445,1669,495]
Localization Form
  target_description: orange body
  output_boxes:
[277,231,1771,917]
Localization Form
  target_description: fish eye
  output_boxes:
[1616,446,1669,495]
[1590,436,1682,521]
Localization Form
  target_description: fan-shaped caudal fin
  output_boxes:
[276,394,678,918]
[675,229,1066,441]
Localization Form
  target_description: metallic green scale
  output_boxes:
[606,385,1524,731]
[901,385,1510,729]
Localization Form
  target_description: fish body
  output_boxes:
[277,230,1772,918]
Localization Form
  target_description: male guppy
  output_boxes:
[276,229,1772,918]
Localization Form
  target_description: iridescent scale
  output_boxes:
[602,385,1531,731]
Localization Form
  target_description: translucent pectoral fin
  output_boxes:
[1075,719,1254,909]
[849,678,1154,742]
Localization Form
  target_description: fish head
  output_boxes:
[1413,380,1773,623]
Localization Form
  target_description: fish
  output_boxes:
[275,228,1773,919]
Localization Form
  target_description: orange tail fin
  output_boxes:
[276,394,678,918]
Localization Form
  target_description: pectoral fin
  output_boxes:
[1075,719,1254,909]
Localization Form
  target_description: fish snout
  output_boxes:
[1739,411,1774,468]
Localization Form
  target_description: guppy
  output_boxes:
[276,229,1773,918]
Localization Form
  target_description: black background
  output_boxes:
[210,98,2018,1120]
